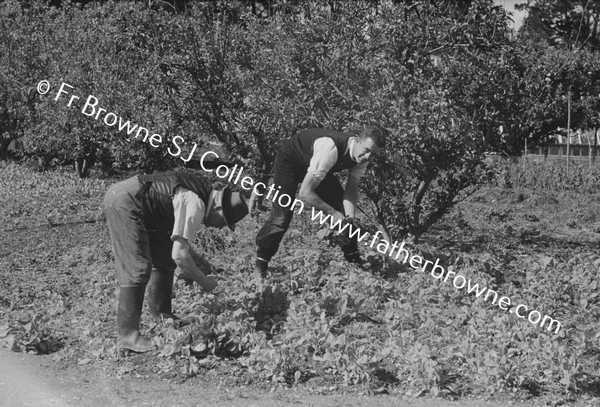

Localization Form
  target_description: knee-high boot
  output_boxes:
[147,269,178,321]
[118,285,155,353]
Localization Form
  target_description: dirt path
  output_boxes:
[0,349,78,407]
[0,348,559,407]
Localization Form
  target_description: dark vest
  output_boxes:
[137,171,212,233]
[282,128,357,173]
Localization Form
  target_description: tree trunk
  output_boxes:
[248,175,270,213]
[74,154,95,178]
[409,172,435,238]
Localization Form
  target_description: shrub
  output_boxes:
[0,1,191,173]
[0,0,519,240]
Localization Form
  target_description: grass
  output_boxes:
[1,160,600,403]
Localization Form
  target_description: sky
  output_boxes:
[494,0,528,32]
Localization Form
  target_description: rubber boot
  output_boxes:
[147,269,179,322]
[118,285,155,353]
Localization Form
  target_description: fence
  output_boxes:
[525,143,600,166]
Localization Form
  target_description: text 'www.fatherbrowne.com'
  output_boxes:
[37,79,561,335]
[310,208,562,335]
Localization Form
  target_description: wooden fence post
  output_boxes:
[523,136,527,172]
[595,128,598,164]
[567,89,571,176]
[589,130,593,168]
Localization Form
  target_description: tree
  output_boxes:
[508,1,600,154]
[518,0,600,50]
[161,0,515,241]
[354,0,511,241]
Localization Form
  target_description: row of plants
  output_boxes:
[1,161,599,400]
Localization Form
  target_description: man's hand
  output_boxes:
[197,274,218,292]
[299,173,338,216]
[331,211,346,225]
[343,217,373,238]
[172,238,218,292]
[176,268,217,292]
[319,216,373,248]
[319,215,352,247]
[190,248,216,275]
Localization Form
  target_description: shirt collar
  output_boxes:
[346,137,359,162]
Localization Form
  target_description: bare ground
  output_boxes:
[0,348,561,407]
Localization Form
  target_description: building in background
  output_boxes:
[494,0,527,32]
[526,130,600,164]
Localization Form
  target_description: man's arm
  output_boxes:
[298,137,345,223]
[188,246,216,274]
[342,162,367,218]
[171,187,217,287]
[342,175,360,218]
[171,237,217,292]
[298,173,345,223]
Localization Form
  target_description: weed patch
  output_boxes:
[2,163,600,402]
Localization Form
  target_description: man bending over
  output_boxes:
[103,171,248,352]
[254,125,387,277]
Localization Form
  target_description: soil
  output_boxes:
[2,163,600,407]
[0,347,557,407]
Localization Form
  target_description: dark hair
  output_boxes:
[359,123,389,148]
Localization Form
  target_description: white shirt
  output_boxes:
[170,187,206,243]
[307,137,368,180]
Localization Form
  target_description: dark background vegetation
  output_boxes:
[1,0,600,403]
[3,0,600,241]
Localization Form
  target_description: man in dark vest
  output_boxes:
[102,171,248,353]
[254,125,387,277]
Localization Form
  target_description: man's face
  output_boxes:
[353,137,380,164]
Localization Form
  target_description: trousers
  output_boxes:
[255,151,359,261]
[102,176,176,286]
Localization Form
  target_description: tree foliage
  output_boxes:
[507,1,600,153]
[518,0,600,50]
[2,0,600,240]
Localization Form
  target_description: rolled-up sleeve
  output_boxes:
[171,187,206,243]
[308,138,338,180]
